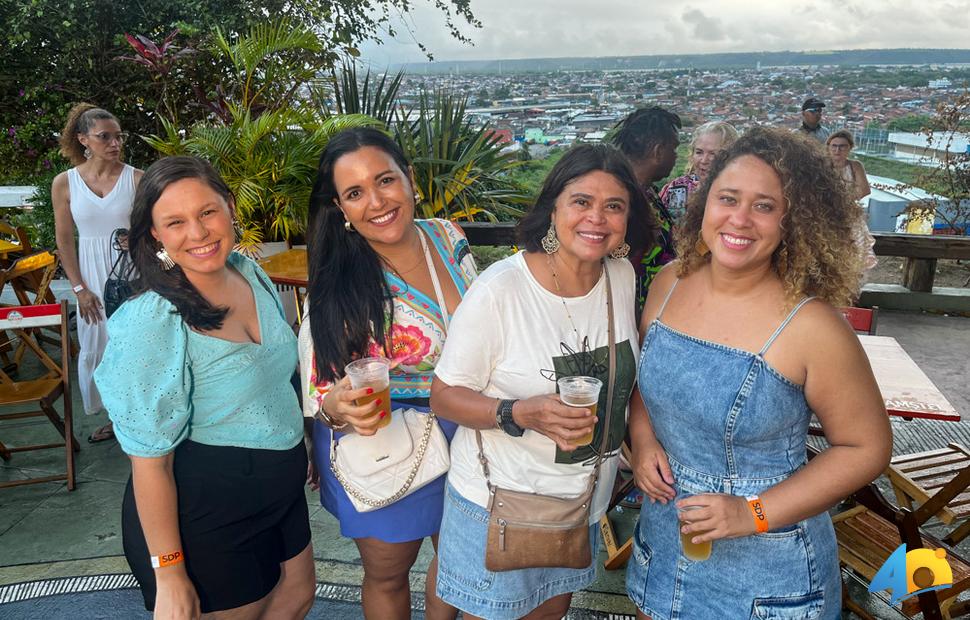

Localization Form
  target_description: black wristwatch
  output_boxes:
[496,399,524,437]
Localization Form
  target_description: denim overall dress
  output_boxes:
[627,281,841,620]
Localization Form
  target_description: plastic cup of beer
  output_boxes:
[557,376,602,446]
[678,500,712,561]
[344,357,391,430]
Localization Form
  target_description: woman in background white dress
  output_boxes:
[52,103,143,442]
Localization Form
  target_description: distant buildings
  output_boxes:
[888,132,970,166]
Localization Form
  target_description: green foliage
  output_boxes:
[12,164,69,251]
[0,0,480,183]
[887,114,935,133]
[855,155,925,186]
[506,149,564,200]
[144,19,382,246]
[395,90,530,222]
[323,61,404,126]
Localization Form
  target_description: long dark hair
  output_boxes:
[307,127,412,384]
[517,143,656,255]
[129,156,233,330]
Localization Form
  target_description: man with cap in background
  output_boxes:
[796,97,831,143]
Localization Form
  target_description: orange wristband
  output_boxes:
[746,495,769,533]
[150,550,184,569]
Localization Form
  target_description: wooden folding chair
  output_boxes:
[824,440,970,620]
[600,441,636,570]
[0,251,66,358]
[0,301,78,490]
[839,305,879,335]
[0,219,32,264]
[888,443,970,547]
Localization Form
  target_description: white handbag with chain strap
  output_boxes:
[330,408,449,512]
[329,227,452,513]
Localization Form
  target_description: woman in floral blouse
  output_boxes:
[298,127,475,620]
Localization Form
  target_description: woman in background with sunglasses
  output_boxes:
[52,102,143,443]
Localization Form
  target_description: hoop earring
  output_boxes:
[344,220,355,233]
[609,242,631,259]
[541,222,560,254]
[83,147,92,160]
[156,247,175,270]
[695,237,710,257]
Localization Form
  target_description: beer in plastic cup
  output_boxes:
[678,501,712,561]
[557,376,602,446]
[344,357,392,430]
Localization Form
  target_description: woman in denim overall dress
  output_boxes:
[627,128,892,620]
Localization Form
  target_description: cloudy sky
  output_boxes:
[358,0,970,66]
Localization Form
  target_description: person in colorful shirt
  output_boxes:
[659,121,739,223]
[610,106,682,312]
[298,127,475,620]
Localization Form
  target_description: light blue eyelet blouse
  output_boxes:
[95,252,303,458]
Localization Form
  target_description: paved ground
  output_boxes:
[1,308,968,618]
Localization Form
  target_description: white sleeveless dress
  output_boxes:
[67,164,135,414]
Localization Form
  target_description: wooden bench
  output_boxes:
[871,233,970,293]
[831,454,970,619]
[888,443,970,547]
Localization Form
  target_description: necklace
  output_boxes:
[546,253,587,348]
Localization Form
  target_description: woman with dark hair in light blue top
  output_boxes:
[95,156,315,619]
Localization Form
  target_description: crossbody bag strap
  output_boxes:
[418,227,450,334]
[477,259,618,494]
[587,259,617,488]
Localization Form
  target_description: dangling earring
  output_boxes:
[156,247,175,270]
[83,147,92,160]
[541,221,560,254]
[233,219,244,242]
[413,192,421,204]
[695,237,710,257]
[609,242,631,259]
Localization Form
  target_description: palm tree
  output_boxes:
[144,19,380,251]
[395,90,530,222]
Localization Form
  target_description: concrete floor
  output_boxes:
[1,308,968,618]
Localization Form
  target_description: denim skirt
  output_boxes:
[435,483,598,620]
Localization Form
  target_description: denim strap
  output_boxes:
[758,297,816,356]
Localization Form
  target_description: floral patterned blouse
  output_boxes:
[299,219,477,416]
[659,173,700,224]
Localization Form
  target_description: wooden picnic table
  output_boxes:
[859,334,961,422]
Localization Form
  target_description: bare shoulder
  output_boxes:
[639,261,682,330]
[851,159,867,174]
[788,299,862,360]
[51,171,69,190]
[132,167,145,186]
[51,172,70,206]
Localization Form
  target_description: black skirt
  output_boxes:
[122,440,311,612]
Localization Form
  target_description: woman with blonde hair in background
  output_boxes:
[826,129,871,201]
[52,103,143,443]
[659,120,738,223]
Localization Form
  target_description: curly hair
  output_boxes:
[685,121,739,175]
[676,126,866,307]
[58,103,118,165]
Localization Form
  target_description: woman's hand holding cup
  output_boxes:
[321,376,387,436]
[512,394,597,452]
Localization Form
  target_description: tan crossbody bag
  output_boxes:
[476,263,617,572]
